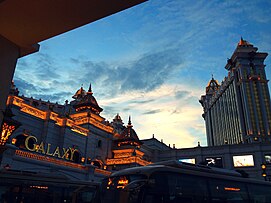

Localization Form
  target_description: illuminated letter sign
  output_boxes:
[25,135,37,151]
[24,135,78,161]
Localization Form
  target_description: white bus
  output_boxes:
[100,160,271,203]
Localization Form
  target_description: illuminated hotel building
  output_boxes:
[0,83,150,181]
[200,39,271,146]
[1,78,271,181]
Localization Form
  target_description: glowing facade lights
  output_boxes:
[8,95,113,136]
[15,150,86,170]
[0,107,21,145]
[0,123,15,145]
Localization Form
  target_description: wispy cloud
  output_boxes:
[64,48,184,97]
[99,84,206,147]
[142,109,162,115]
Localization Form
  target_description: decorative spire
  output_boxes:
[87,83,93,95]
[127,116,133,128]
[127,116,133,137]
[238,37,252,46]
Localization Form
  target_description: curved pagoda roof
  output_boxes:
[72,84,103,114]
[115,116,142,146]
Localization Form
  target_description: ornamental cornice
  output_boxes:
[9,95,112,136]
[106,157,151,166]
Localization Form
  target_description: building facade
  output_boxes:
[200,39,271,146]
[0,83,151,181]
[143,137,271,180]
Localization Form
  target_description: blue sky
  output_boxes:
[14,0,271,148]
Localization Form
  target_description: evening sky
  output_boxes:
[14,0,271,148]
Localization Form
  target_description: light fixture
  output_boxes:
[0,107,21,146]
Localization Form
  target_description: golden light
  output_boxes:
[117,177,129,189]
[9,95,113,136]
[106,157,151,166]
[35,144,40,150]
[0,107,21,146]
[11,138,17,144]
[108,178,113,186]
[20,104,46,120]
[224,187,241,192]
[15,150,86,170]
[30,186,48,190]
[0,123,15,145]
[261,164,266,170]
[107,178,113,189]
[262,163,267,178]
[118,179,128,185]
[107,148,151,166]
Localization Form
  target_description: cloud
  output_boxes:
[17,53,61,80]
[119,49,183,92]
[122,107,131,112]
[30,91,73,103]
[142,109,162,115]
[13,78,73,102]
[62,48,184,98]
[13,78,38,95]
[101,105,120,119]
[33,53,61,80]
[175,90,190,100]
[129,99,155,104]
[98,83,206,148]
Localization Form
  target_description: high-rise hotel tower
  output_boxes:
[200,39,271,146]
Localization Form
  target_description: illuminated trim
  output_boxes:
[113,149,144,158]
[15,150,86,170]
[70,112,104,122]
[106,157,151,166]
[94,168,111,176]
[10,96,24,106]
[70,113,113,133]
[224,187,240,191]
[9,95,113,135]
[21,104,47,120]
[30,186,48,190]
[71,125,89,136]
[117,141,141,147]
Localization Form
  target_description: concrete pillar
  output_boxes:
[0,36,20,127]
